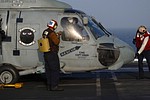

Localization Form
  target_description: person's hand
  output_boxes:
[42,34,47,38]
[132,38,136,44]
[135,52,140,58]
[57,31,62,35]
[56,31,62,38]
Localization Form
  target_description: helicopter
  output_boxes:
[0,0,135,84]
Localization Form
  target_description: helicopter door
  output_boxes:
[58,16,97,70]
[15,11,40,67]
[0,13,6,55]
[0,17,2,55]
[0,12,7,63]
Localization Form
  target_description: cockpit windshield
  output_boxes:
[87,17,105,39]
[63,9,111,40]
[86,16,112,39]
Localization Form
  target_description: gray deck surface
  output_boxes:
[0,63,150,100]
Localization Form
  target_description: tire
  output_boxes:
[0,64,19,84]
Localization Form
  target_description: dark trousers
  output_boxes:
[44,51,60,88]
[138,50,150,77]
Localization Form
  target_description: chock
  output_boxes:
[0,83,23,89]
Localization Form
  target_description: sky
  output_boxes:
[58,0,150,29]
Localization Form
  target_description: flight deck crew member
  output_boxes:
[134,25,150,79]
[42,19,63,91]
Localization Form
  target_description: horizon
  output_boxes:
[59,0,150,29]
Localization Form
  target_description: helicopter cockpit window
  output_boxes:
[61,17,89,41]
[87,18,105,39]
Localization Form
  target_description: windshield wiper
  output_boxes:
[98,22,112,35]
[91,17,112,36]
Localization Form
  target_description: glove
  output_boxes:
[132,38,136,44]
[135,53,140,58]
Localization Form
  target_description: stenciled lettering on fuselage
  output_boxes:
[60,46,81,57]
[18,27,36,46]
[75,51,89,58]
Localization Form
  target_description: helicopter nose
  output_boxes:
[119,44,135,64]
[97,36,135,70]
[107,38,135,70]
[114,37,135,65]
[108,44,135,70]
[97,41,135,70]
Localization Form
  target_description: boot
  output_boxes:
[50,86,64,91]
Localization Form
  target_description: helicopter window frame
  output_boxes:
[87,17,105,39]
[0,13,6,55]
[60,17,89,42]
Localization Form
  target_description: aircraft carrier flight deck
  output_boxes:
[1,63,150,100]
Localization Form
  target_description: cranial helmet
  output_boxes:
[68,17,74,23]
[47,19,58,30]
[68,17,78,24]
[138,25,147,34]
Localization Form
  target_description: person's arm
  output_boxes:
[42,30,48,38]
[138,36,149,54]
[49,32,60,45]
